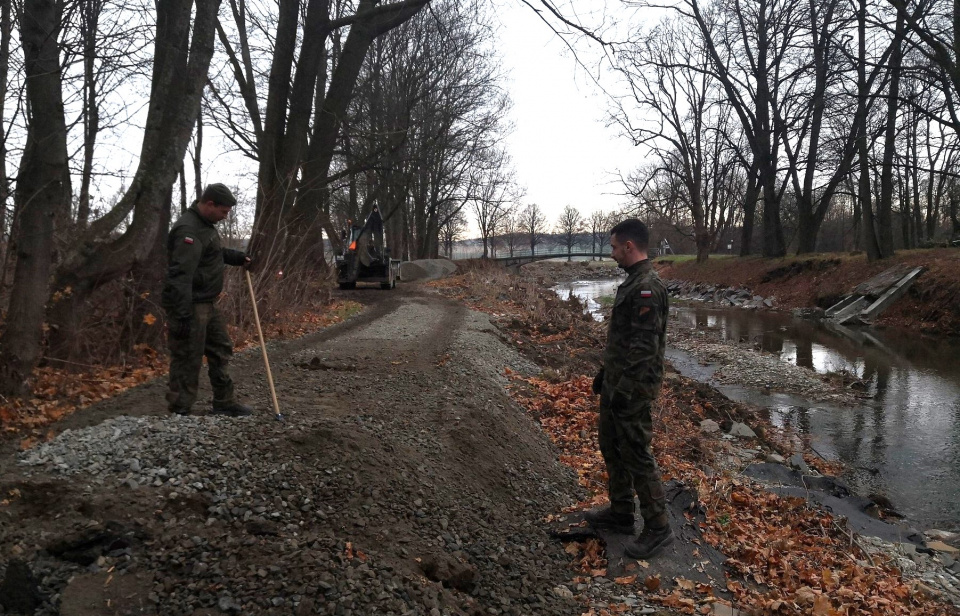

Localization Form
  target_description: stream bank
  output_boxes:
[533,256,960,531]
[435,262,960,614]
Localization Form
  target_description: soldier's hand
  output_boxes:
[592,369,604,395]
[242,255,253,270]
[171,318,192,340]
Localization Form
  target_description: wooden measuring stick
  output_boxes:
[245,270,282,420]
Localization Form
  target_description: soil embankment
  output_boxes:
[656,249,960,337]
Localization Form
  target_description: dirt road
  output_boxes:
[0,285,619,616]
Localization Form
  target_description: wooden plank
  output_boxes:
[858,266,925,323]
[852,264,915,297]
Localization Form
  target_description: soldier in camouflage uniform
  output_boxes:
[586,218,673,559]
[162,183,253,417]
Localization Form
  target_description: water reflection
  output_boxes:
[552,279,960,529]
[552,279,623,321]
[672,304,960,530]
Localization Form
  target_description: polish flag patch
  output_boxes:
[640,290,652,298]
[184,237,194,244]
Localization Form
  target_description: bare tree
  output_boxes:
[471,149,518,258]
[683,0,795,257]
[588,209,612,259]
[856,0,882,260]
[612,16,742,262]
[555,204,584,260]
[439,203,467,258]
[520,202,547,255]
[502,209,522,257]
[239,0,430,271]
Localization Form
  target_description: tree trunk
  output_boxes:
[0,0,10,239]
[755,4,785,258]
[77,0,100,227]
[795,194,820,254]
[950,188,960,238]
[47,0,222,360]
[898,167,911,249]
[179,164,187,213]
[124,185,172,352]
[877,13,903,257]
[0,0,71,396]
[192,109,203,199]
[740,165,759,256]
[857,0,882,261]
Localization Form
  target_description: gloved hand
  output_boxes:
[170,318,192,340]
[592,368,604,395]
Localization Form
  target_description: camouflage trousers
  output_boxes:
[166,303,236,413]
[598,390,667,524]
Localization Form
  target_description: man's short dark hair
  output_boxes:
[610,218,649,251]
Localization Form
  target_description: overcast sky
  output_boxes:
[494,2,639,223]
[186,1,641,234]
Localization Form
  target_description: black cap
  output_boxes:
[201,183,237,207]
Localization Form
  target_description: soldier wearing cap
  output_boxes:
[586,218,673,559]
[161,183,253,417]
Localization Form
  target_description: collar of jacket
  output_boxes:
[189,203,216,227]
[623,258,652,278]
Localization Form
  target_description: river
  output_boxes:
[554,278,960,530]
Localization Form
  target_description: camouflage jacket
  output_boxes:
[161,204,247,320]
[602,259,668,402]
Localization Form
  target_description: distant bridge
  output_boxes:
[453,247,613,267]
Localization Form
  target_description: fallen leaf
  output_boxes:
[675,577,695,591]
[812,594,831,615]
[614,575,637,585]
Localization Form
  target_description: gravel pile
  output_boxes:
[19,415,263,493]
[669,327,859,404]
[2,297,667,616]
[399,259,458,282]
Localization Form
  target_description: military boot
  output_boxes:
[624,521,674,559]
[583,506,635,534]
